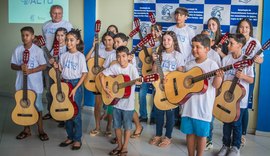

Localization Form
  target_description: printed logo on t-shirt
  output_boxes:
[161,60,176,71]
[44,27,58,35]
[177,34,186,42]
[63,59,79,70]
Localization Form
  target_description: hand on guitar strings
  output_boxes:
[104,88,113,99]
[215,69,224,78]
[253,55,263,64]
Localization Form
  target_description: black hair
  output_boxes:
[20,26,34,34]
[102,31,115,45]
[66,28,84,53]
[192,34,210,48]
[228,33,246,48]
[113,33,129,42]
[116,46,129,55]
[174,7,189,16]
[53,27,67,43]
[236,18,254,37]
[207,17,222,45]
[106,25,119,34]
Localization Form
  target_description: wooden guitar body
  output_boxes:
[138,47,153,76]
[213,80,245,123]
[11,90,38,126]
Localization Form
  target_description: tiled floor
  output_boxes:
[1,95,270,156]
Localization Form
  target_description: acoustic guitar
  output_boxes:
[84,20,105,93]
[214,39,270,123]
[213,41,256,123]
[11,49,39,126]
[50,41,78,121]
[164,59,253,104]
[99,74,159,105]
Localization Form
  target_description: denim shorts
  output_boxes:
[113,108,134,130]
[181,117,210,137]
[35,93,43,112]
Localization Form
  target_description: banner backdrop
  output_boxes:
[133,0,259,105]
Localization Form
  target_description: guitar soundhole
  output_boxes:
[145,56,152,64]
[183,76,193,89]
[224,91,234,103]
[56,92,65,102]
[20,99,30,108]
[92,66,101,75]
[112,82,119,94]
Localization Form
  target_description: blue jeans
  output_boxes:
[207,116,214,141]
[222,108,245,149]
[139,83,150,119]
[155,107,175,138]
[242,108,249,135]
[64,78,83,142]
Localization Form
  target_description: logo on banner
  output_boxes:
[186,0,197,2]
[211,6,224,21]
[239,0,251,3]
[188,25,197,30]
[161,5,173,21]
[140,23,150,36]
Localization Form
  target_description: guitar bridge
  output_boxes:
[55,108,69,112]
[17,114,32,117]
[89,80,95,83]
[173,78,178,96]
[217,104,231,114]
[160,98,167,102]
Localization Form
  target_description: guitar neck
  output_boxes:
[94,33,100,67]
[42,46,52,59]
[55,57,62,94]
[118,77,141,89]
[138,31,150,57]
[154,51,165,80]
[23,74,28,101]
[130,46,139,55]
[192,64,234,83]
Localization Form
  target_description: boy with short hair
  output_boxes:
[100,46,141,155]
[181,34,223,156]
[11,26,48,141]
[217,34,254,156]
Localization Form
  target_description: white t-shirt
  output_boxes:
[222,53,254,108]
[42,20,73,50]
[11,44,47,94]
[91,48,115,59]
[208,49,222,67]
[167,25,195,63]
[50,45,67,58]
[102,63,140,111]
[161,50,185,72]
[103,51,137,68]
[182,58,219,122]
[242,37,263,58]
[59,51,88,80]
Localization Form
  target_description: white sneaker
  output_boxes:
[227,146,240,156]
[217,145,229,156]
[205,141,213,151]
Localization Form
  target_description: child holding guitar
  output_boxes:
[54,29,87,150]
[85,31,115,136]
[100,46,141,156]
[149,31,184,148]
[236,18,264,147]
[11,26,48,141]
[217,33,255,156]
[181,34,223,156]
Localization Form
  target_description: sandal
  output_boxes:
[109,148,121,155]
[42,113,52,120]
[89,129,101,136]
[39,132,49,141]
[130,126,143,138]
[149,136,161,145]
[71,142,81,150]
[118,150,128,156]
[16,131,31,140]
[105,130,112,137]
[59,139,74,147]
[158,137,171,147]
[110,137,118,144]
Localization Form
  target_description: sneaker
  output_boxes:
[217,145,229,156]
[205,141,213,151]
[227,146,240,156]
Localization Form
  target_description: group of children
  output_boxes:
[10,6,264,156]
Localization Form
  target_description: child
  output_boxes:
[217,33,254,156]
[107,25,119,35]
[167,7,195,63]
[149,31,184,147]
[100,46,141,156]
[236,18,263,147]
[11,26,49,141]
[86,31,115,136]
[56,29,87,150]
[45,27,68,128]
[181,34,223,156]
[207,17,228,58]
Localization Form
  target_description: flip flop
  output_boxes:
[109,148,121,155]
[89,129,101,136]
[130,126,143,138]
[16,131,31,140]
[39,132,49,141]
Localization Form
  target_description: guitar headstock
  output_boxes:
[129,26,140,38]
[134,18,140,28]
[138,33,152,47]
[95,20,101,33]
[143,73,159,82]
[262,38,270,51]
[148,12,156,24]
[35,35,45,47]
[244,40,256,56]
[218,32,229,46]
[233,59,253,69]
[23,49,30,64]
[53,40,60,57]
